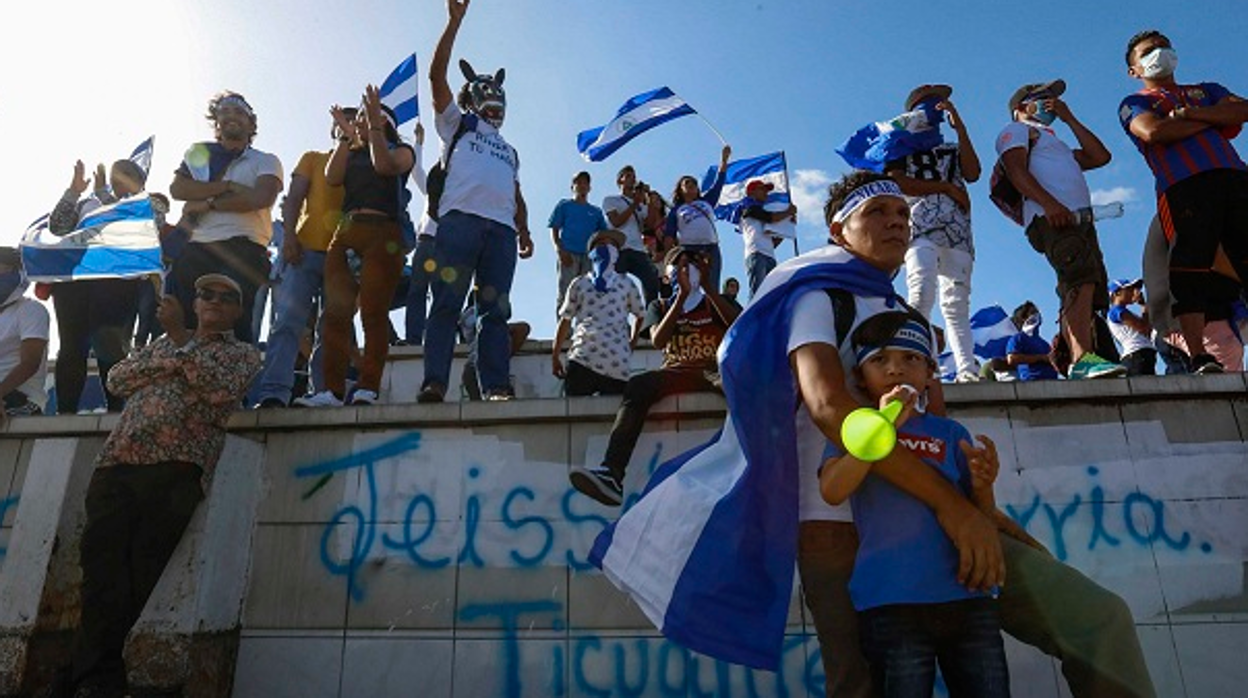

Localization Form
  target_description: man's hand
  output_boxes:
[517,230,534,259]
[1050,98,1074,123]
[719,144,732,168]
[363,85,385,133]
[330,105,356,141]
[69,160,90,195]
[936,100,963,130]
[93,163,108,193]
[674,263,692,301]
[157,296,191,345]
[1042,200,1076,229]
[414,122,425,146]
[182,200,210,216]
[552,354,566,379]
[937,501,1006,591]
[961,434,1000,492]
[448,0,469,23]
[557,248,573,266]
[282,235,305,266]
[944,183,971,212]
[878,384,919,429]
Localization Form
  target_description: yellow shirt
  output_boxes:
[293,150,344,252]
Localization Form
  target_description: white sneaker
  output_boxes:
[350,389,379,406]
[292,390,344,408]
[955,370,981,384]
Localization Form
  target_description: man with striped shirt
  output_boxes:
[1120,29,1248,373]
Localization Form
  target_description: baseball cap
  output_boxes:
[1008,79,1067,115]
[1108,278,1144,294]
[904,84,953,110]
[195,273,243,296]
[746,180,775,196]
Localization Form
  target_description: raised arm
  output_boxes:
[1052,99,1111,171]
[430,0,469,114]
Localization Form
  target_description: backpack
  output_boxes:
[823,289,930,348]
[988,127,1040,226]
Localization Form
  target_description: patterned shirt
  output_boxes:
[887,142,973,256]
[1119,82,1246,193]
[560,274,645,381]
[97,332,261,483]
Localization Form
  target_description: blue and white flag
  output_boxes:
[129,135,155,176]
[576,87,696,162]
[699,151,790,224]
[379,53,419,126]
[590,245,903,670]
[836,104,945,173]
[20,195,161,282]
[936,304,1018,382]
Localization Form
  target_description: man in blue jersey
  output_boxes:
[1120,29,1248,373]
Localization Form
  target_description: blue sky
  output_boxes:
[3,0,1247,343]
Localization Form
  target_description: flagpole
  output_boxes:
[694,112,728,147]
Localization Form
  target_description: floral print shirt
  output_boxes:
[96,332,260,483]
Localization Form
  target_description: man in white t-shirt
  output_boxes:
[0,247,49,421]
[169,91,283,343]
[552,229,645,396]
[996,80,1125,380]
[737,179,796,298]
[418,0,534,403]
[1106,278,1157,376]
[602,165,660,305]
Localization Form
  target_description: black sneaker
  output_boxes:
[253,397,287,409]
[1191,353,1224,374]
[569,465,623,506]
[417,384,446,404]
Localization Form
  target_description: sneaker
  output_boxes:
[1068,352,1128,380]
[569,465,623,506]
[253,397,287,409]
[292,390,344,408]
[350,389,379,406]
[954,370,980,384]
[416,384,445,404]
[1190,353,1224,375]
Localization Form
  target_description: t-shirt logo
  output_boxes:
[898,434,947,461]
[1187,87,1207,101]
[1119,104,1134,123]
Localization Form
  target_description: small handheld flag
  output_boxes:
[576,87,695,162]
[379,54,419,126]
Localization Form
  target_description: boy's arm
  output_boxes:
[819,453,872,505]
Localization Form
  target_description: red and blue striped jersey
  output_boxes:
[1119,82,1246,193]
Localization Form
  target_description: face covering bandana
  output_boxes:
[1022,311,1043,337]
[0,270,26,307]
[666,263,706,313]
[1139,47,1178,79]
[1030,101,1058,126]
[588,244,619,292]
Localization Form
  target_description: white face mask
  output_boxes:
[1139,47,1178,79]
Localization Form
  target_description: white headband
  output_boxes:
[218,95,254,117]
[831,179,904,224]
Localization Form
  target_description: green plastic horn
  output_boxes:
[840,400,905,462]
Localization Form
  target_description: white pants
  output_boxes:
[905,238,976,375]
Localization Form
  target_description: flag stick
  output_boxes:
[694,112,728,147]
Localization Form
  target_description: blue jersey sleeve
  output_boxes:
[1119,93,1157,135]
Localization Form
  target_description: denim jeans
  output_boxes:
[681,243,722,293]
[404,235,437,344]
[858,598,1009,698]
[556,252,591,315]
[423,211,518,394]
[615,248,660,306]
[601,367,719,476]
[745,252,777,299]
[255,251,326,404]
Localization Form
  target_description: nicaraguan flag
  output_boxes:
[699,151,790,224]
[836,103,945,173]
[130,135,155,176]
[590,245,903,670]
[576,87,696,162]
[20,195,162,282]
[969,305,1017,360]
[379,53,419,126]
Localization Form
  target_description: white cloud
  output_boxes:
[1090,186,1139,206]
[790,168,835,217]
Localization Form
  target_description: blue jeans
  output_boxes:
[858,598,1010,698]
[615,248,660,306]
[682,243,722,293]
[423,212,517,394]
[404,235,437,344]
[745,252,776,299]
[256,251,326,404]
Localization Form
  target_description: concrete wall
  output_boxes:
[0,373,1245,697]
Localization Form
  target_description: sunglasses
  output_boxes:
[196,288,241,305]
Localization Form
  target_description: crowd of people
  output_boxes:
[6,1,1244,693]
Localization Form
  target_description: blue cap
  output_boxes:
[854,318,935,365]
[1108,278,1143,294]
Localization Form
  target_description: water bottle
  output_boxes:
[1075,202,1125,225]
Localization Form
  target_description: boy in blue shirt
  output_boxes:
[821,310,1011,697]
[1006,301,1059,381]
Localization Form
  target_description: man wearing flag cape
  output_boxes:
[592,171,1155,697]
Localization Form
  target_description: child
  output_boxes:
[820,310,1011,698]
[1105,279,1156,376]
[1005,301,1059,381]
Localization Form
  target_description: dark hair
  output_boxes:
[375,104,402,144]
[1010,301,1038,330]
[616,165,635,182]
[671,175,699,206]
[206,91,258,142]
[850,309,932,360]
[573,171,591,185]
[110,159,147,188]
[1125,29,1166,66]
[331,107,359,140]
[823,171,894,227]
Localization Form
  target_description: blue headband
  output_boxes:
[832,179,904,224]
[855,318,934,365]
